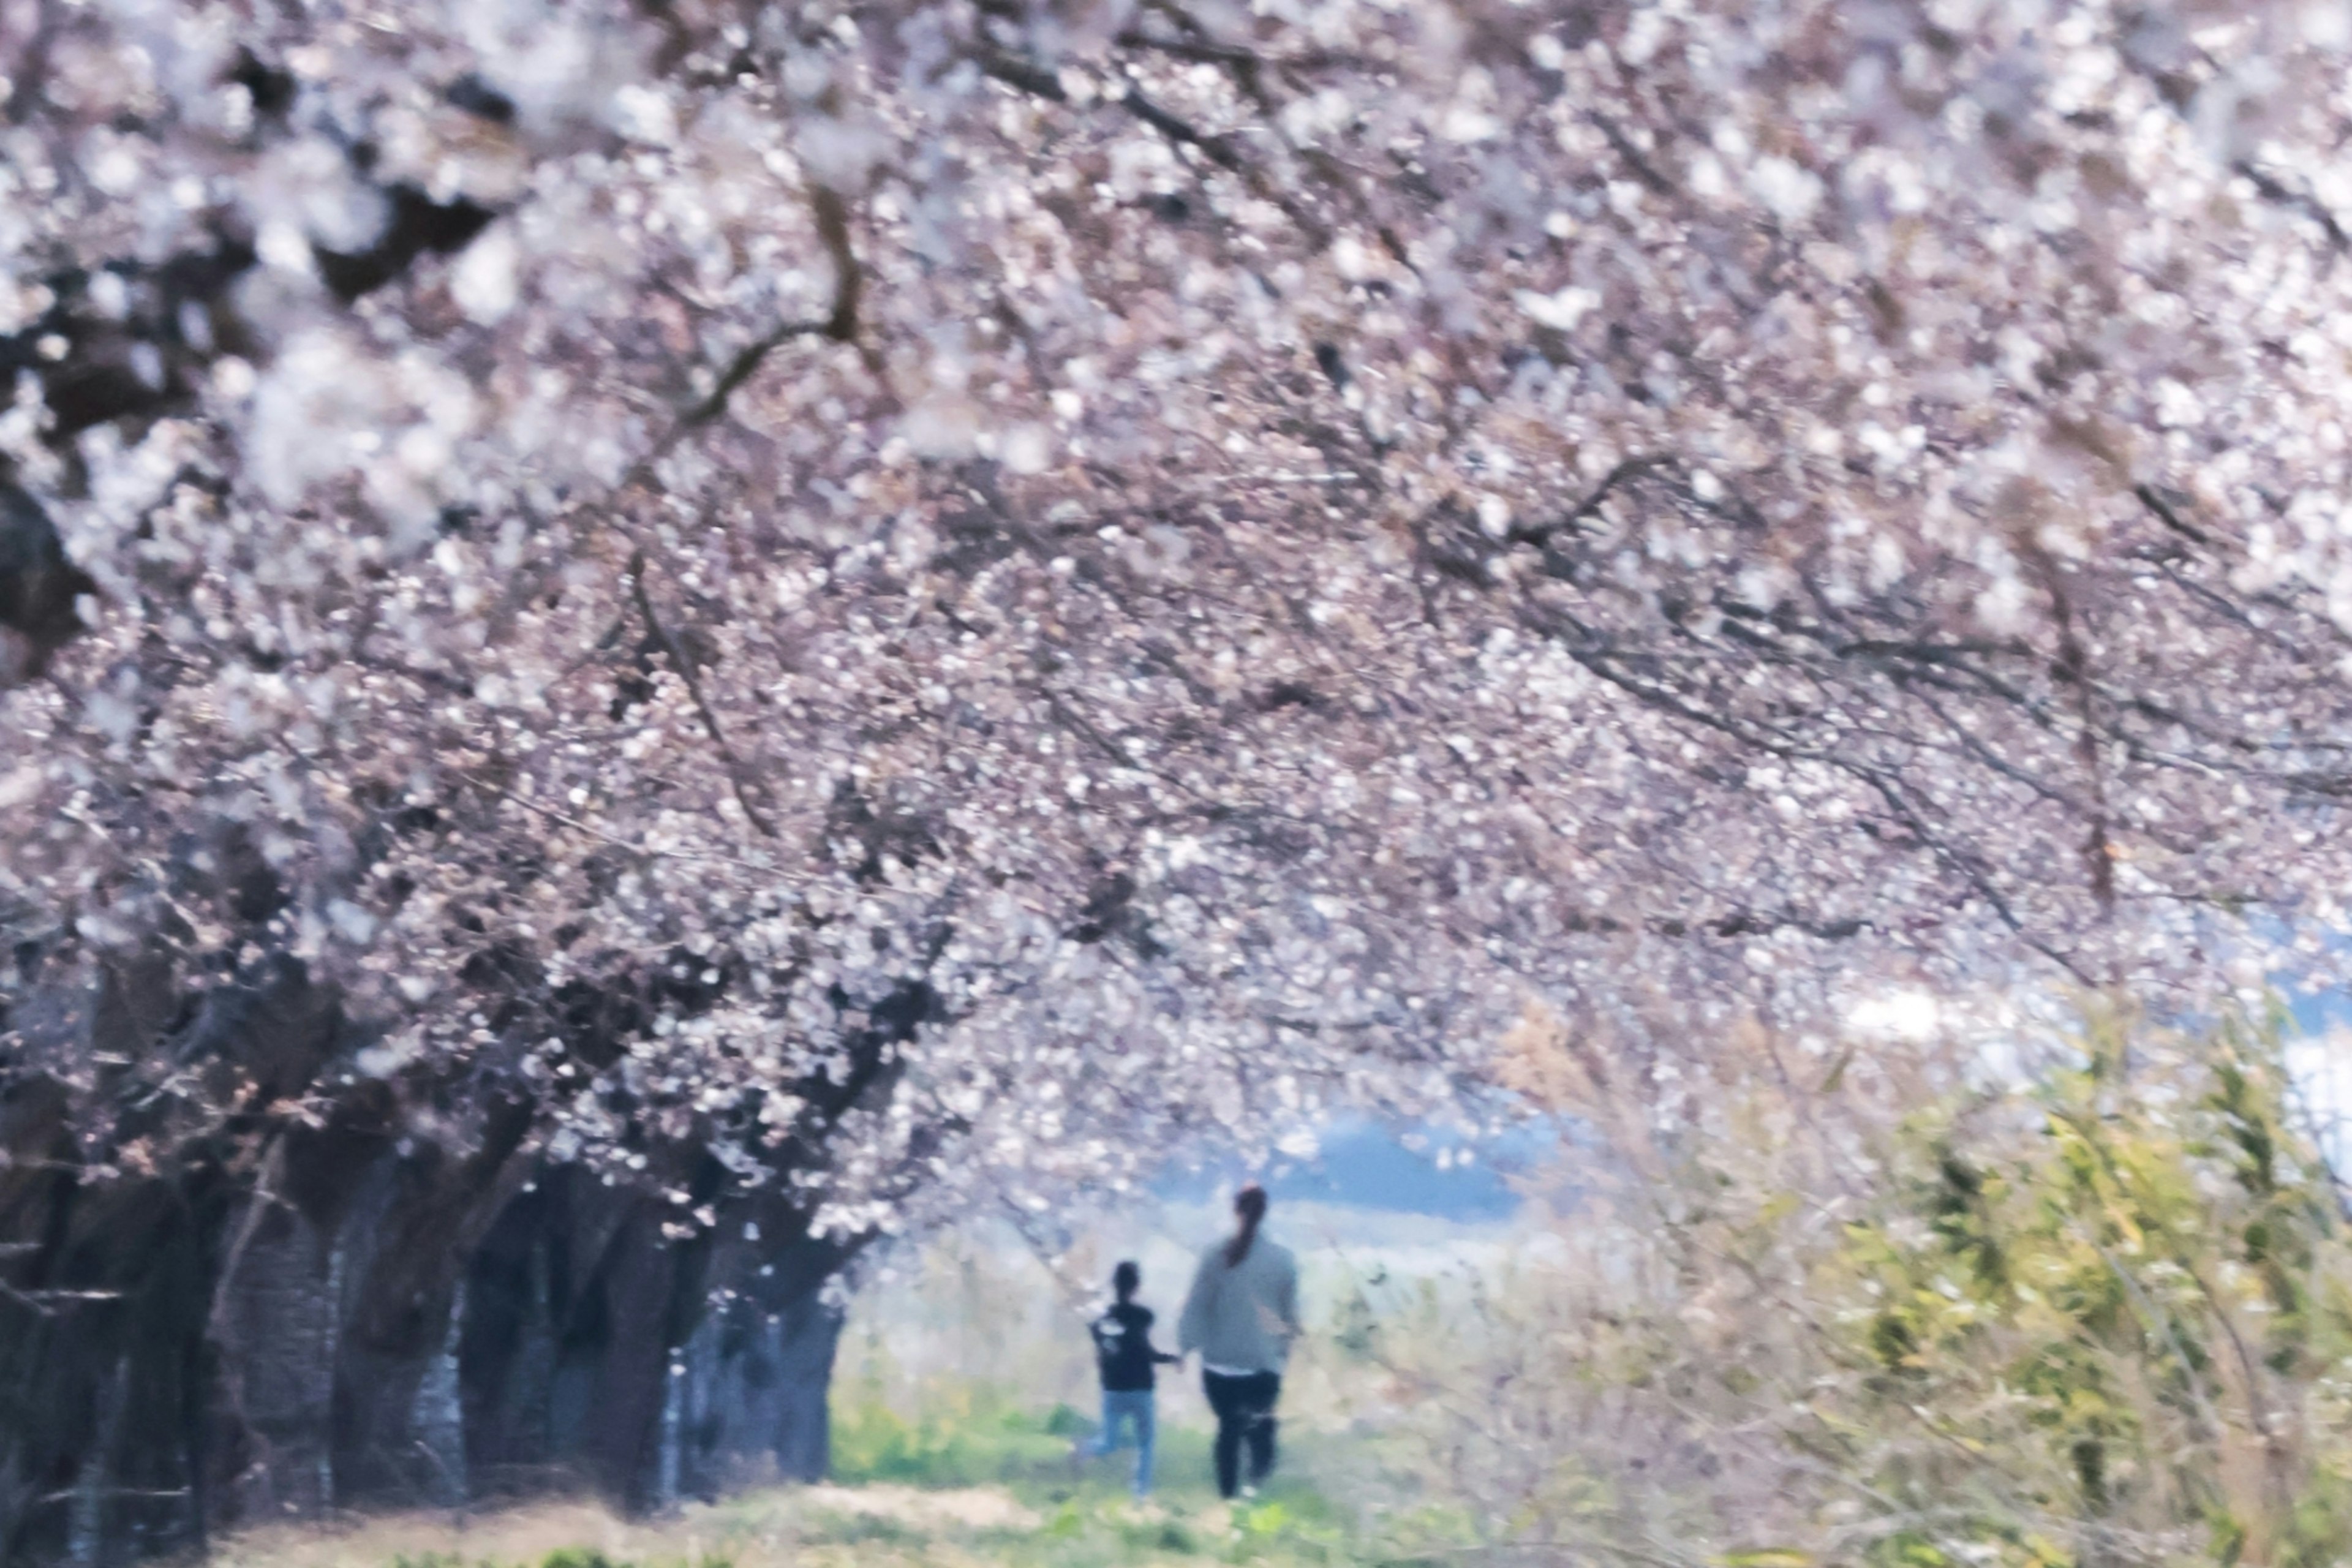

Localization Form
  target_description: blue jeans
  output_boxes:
[1087,1387,1157,1494]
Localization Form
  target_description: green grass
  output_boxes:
[224,1382,1466,1568]
[816,1385,1371,1562]
[829,1385,1088,1488]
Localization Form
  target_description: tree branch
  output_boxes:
[624,551,779,837]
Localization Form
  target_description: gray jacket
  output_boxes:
[1177,1234,1300,1373]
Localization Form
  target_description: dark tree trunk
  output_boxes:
[671,1241,845,1493]
[1,963,858,1566]
[2,1152,850,1564]
[0,1147,227,1568]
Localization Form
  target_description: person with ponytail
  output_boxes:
[1176,1182,1300,1499]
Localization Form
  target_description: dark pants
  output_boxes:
[1202,1368,1281,1498]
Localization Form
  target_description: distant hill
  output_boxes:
[1148,1115,1561,1222]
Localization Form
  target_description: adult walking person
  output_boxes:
[1177,1182,1299,1500]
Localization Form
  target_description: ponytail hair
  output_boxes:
[1225,1182,1269,1267]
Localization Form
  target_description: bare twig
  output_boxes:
[0,1280,123,1316]
[455,767,792,875]
[204,1134,287,1493]
[978,47,1332,246]
[625,550,780,838]
[2232,158,2350,255]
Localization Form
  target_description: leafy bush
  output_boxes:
[1365,1004,2352,1568]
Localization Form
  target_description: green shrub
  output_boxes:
[538,1550,627,1568]
[1417,1003,2352,1568]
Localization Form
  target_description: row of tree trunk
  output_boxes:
[1,960,850,1566]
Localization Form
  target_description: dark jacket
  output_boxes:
[1091,1301,1176,1392]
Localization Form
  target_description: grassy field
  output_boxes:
[203,1428,1427,1568]
[204,1392,1464,1568]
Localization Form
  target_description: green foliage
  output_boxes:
[1438,1005,2352,1568]
[829,1377,1079,1488]
[1812,1015,2352,1568]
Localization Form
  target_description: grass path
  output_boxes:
[205,1422,1427,1568]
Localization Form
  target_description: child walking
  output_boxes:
[1085,1260,1178,1496]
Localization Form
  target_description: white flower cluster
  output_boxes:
[4,0,2351,1235]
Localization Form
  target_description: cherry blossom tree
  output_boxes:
[6,0,2352,1551]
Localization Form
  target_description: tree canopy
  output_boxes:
[6,0,2352,1235]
